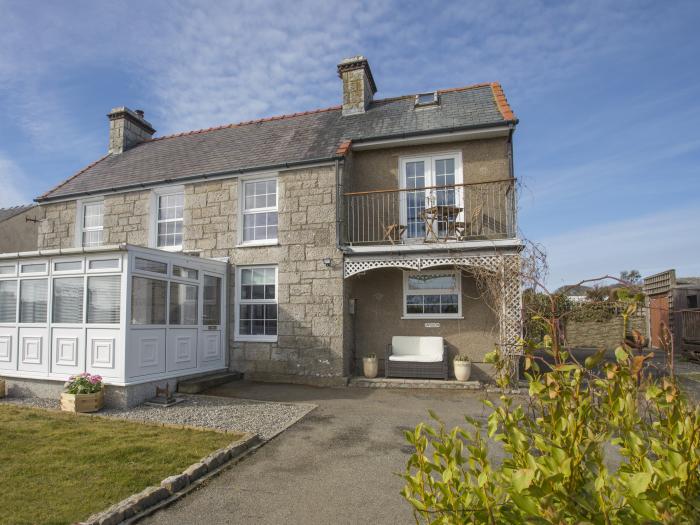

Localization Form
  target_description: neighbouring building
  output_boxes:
[643,269,700,357]
[0,56,522,404]
[0,205,44,253]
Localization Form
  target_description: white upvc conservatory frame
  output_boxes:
[0,244,228,386]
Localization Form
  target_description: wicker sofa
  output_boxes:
[385,336,449,380]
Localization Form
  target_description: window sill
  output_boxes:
[154,245,183,253]
[236,241,279,248]
[401,315,464,320]
[235,335,278,343]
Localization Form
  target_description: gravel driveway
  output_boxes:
[141,381,501,525]
[0,394,315,440]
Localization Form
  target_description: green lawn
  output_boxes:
[0,405,242,525]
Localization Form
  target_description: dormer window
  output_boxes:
[415,92,438,108]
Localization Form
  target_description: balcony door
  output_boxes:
[399,153,463,240]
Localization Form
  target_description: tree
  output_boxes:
[620,269,642,285]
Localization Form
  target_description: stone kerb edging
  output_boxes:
[82,433,263,525]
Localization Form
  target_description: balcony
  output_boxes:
[342,179,516,247]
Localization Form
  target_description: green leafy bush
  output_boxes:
[401,343,700,524]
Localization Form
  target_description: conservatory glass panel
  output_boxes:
[19,279,48,323]
[131,276,167,325]
[87,276,120,324]
[52,277,84,323]
[169,282,198,325]
[203,275,221,326]
[0,280,17,323]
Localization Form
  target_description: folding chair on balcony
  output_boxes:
[382,223,406,244]
[456,204,483,240]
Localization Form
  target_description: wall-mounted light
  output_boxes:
[323,257,332,267]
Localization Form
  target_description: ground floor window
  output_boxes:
[403,270,462,318]
[236,266,277,340]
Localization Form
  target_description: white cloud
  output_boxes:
[0,153,32,207]
[539,206,700,287]
[136,0,395,132]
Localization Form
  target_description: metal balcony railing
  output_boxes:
[342,179,516,245]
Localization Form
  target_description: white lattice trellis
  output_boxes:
[344,253,523,361]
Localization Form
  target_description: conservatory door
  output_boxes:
[199,274,223,367]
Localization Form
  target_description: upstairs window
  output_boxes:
[242,178,277,243]
[80,200,104,248]
[156,191,184,250]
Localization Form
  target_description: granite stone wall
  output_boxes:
[103,191,151,245]
[37,191,151,250]
[38,201,76,249]
[565,313,648,350]
[182,166,345,383]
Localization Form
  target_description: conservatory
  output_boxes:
[0,244,228,386]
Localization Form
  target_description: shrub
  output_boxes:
[64,373,103,395]
[401,343,700,524]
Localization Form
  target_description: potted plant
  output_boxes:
[60,373,104,413]
[0,377,5,398]
[363,354,378,379]
[453,354,471,381]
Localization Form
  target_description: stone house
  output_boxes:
[0,56,521,403]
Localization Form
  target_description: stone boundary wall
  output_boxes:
[564,313,647,350]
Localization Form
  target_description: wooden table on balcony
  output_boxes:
[421,205,463,242]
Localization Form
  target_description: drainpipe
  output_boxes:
[507,124,517,237]
[335,158,344,251]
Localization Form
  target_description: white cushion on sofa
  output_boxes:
[388,354,443,362]
[390,336,444,362]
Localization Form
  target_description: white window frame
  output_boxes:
[402,270,463,319]
[234,265,278,342]
[238,174,278,247]
[75,197,105,248]
[150,185,184,252]
[52,257,84,275]
[399,152,463,240]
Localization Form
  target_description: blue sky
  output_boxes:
[1,0,698,286]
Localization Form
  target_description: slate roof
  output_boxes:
[0,204,35,223]
[37,82,516,202]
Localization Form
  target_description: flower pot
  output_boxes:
[60,390,104,413]
[363,357,378,379]
[454,361,472,381]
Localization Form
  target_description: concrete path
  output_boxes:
[141,382,500,525]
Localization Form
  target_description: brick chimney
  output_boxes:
[107,107,156,154]
[337,56,377,116]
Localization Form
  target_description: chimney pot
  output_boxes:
[107,107,155,155]
[337,56,377,116]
